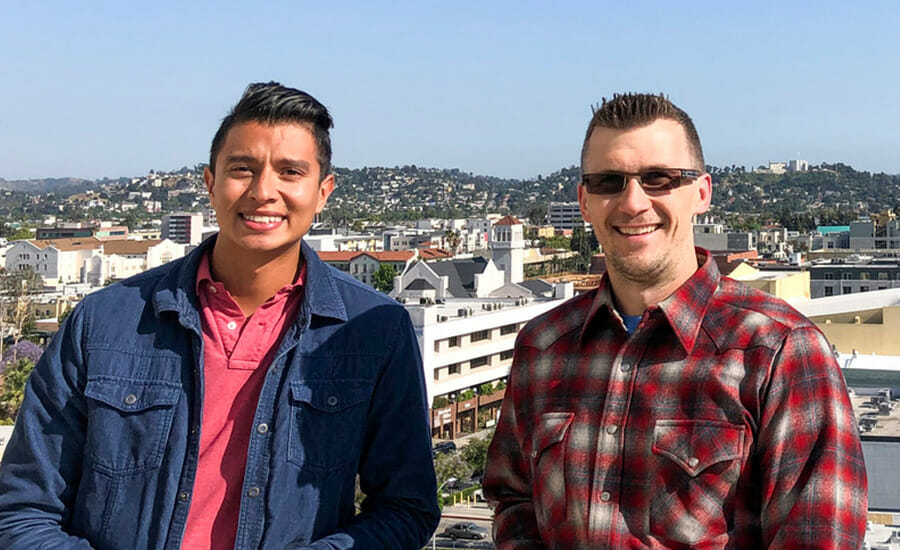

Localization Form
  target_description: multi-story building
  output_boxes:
[490,215,525,284]
[83,239,186,285]
[548,201,585,232]
[36,223,128,241]
[5,238,102,285]
[808,257,900,298]
[161,212,204,245]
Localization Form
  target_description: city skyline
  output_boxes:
[2,1,898,181]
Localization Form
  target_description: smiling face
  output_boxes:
[579,118,711,292]
[204,121,334,269]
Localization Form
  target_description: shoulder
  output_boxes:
[517,290,596,351]
[80,259,180,310]
[323,263,408,321]
[703,276,820,351]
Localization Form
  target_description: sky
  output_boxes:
[1,1,898,181]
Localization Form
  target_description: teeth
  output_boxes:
[244,215,283,223]
[619,226,656,235]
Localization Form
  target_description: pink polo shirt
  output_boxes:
[181,252,305,550]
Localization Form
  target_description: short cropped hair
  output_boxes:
[209,82,334,180]
[581,93,704,170]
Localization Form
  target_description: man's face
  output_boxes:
[204,121,334,264]
[578,118,711,289]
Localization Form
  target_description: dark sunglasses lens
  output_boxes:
[585,174,624,194]
[640,170,678,190]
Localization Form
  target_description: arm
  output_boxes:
[297,309,440,550]
[757,326,867,549]
[482,344,547,550]
[0,307,95,549]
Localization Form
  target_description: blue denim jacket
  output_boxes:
[0,237,439,549]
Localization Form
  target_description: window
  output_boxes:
[500,349,514,360]
[860,286,869,292]
[434,341,440,353]
[824,273,834,280]
[878,272,889,280]
[448,363,460,375]
[824,286,834,296]
[500,323,517,335]
[470,329,489,342]
[843,286,852,294]
[448,336,459,347]
[434,369,441,381]
[471,356,490,368]
[859,273,870,280]
[842,273,852,280]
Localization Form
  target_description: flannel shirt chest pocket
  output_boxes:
[83,376,181,475]
[649,419,746,546]
[530,412,574,531]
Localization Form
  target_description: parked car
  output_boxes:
[439,522,488,540]
[432,440,457,457]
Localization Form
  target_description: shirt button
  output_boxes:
[257,423,269,434]
[688,457,700,468]
[179,491,190,502]
[620,364,631,372]
[227,321,237,330]
[327,396,338,407]
[606,425,618,435]
[247,486,260,498]
[123,394,137,405]
[209,286,217,294]
[600,491,611,502]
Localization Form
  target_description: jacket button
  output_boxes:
[327,396,338,407]
[123,394,137,405]
[247,486,260,498]
[257,423,269,434]
[179,491,190,502]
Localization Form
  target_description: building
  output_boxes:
[83,239,186,285]
[5,238,103,285]
[693,222,757,252]
[317,250,416,287]
[161,212,204,245]
[490,215,525,284]
[808,257,900,298]
[548,201,585,232]
[36,223,128,241]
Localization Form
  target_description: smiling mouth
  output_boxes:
[241,214,284,223]
[616,225,659,236]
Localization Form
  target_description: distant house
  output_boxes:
[317,250,416,288]
[5,238,103,285]
[83,239,185,285]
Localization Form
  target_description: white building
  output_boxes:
[83,239,186,285]
[5,238,102,285]
[548,201,585,231]
[490,215,525,284]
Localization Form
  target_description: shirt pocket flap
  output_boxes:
[652,420,745,477]
[290,380,372,413]
[84,376,181,413]
[532,412,575,458]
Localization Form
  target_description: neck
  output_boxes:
[607,259,701,317]
[209,241,302,316]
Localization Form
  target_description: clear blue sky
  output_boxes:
[1,1,898,181]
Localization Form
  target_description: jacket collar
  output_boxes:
[152,235,348,325]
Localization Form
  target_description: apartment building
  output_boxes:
[548,201,585,232]
[161,212,204,245]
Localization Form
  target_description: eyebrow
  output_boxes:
[224,155,312,170]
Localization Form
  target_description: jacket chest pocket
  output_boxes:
[531,412,574,531]
[288,379,373,472]
[649,419,746,546]
[84,376,181,475]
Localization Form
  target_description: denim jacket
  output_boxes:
[0,237,439,549]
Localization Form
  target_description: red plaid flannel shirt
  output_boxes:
[484,249,867,549]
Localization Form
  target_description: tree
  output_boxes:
[459,431,494,476]
[434,451,473,490]
[0,356,36,423]
[526,203,548,226]
[444,229,461,255]
[0,266,44,359]
[371,263,396,294]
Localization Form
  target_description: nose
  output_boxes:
[617,176,652,215]
[248,166,277,201]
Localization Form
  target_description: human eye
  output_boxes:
[229,164,253,176]
[584,173,624,194]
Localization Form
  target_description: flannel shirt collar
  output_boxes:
[580,247,720,353]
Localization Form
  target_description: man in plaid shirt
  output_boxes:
[483,93,867,549]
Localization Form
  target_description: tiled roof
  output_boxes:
[28,237,102,251]
[494,215,523,226]
[102,239,163,255]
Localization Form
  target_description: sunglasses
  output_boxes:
[581,168,701,195]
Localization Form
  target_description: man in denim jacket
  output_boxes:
[0,82,439,549]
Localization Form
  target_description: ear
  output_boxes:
[577,184,593,224]
[203,166,215,198]
[315,173,335,214]
[693,173,712,215]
